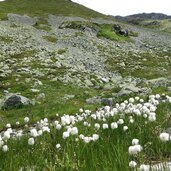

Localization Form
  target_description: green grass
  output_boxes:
[32,17,52,32]
[0,96,171,170]
[43,35,58,43]
[0,0,106,19]
[97,24,129,41]
[9,49,36,59]
[0,35,12,43]
[0,77,106,128]
[57,48,67,54]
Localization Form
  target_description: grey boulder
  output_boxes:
[0,94,32,109]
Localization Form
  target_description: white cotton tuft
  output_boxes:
[159,132,169,142]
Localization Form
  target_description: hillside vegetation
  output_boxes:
[0,0,106,19]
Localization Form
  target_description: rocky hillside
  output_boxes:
[0,11,171,125]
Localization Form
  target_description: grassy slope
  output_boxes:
[0,0,106,19]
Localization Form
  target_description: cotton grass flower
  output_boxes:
[83,137,91,143]
[2,145,8,152]
[117,119,124,125]
[70,127,78,135]
[28,138,35,145]
[3,131,10,140]
[129,118,134,123]
[129,98,135,103]
[129,161,137,168]
[79,134,84,140]
[24,117,29,123]
[92,134,99,141]
[6,123,11,128]
[0,140,4,147]
[132,139,139,145]
[56,124,62,130]
[94,123,100,129]
[56,144,61,149]
[111,122,118,129]
[102,123,108,129]
[135,96,140,101]
[123,126,128,131]
[143,114,148,118]
[139,164,150,171]
[16,121,20,125]
[129,145,142,155]
[30,128,38,137]
[38,130,43,136]
[42,126,50,133]
[159,132,169,142]
[79,108,84,113]
[63,131,70,139]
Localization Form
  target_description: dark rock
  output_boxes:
[0,94,32,109]
[112,24,129,36]
[101,98,113,106]
[86,96,101,104]
[4,95,22,108]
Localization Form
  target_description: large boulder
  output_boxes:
[116,84,151,96]
[146,77,169,87]
[0,94,32,109]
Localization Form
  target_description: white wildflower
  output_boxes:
[28,137,35,145]
[140,99,144,103]
[30,128,38,137]
[24,117,29,123]
[63,131,70,139]
[2,145,8,152]
[135,96,140,101]
[83,137,91,143]
[38,130,43,136]
[159,132,169,142]
[132,139,139,145]
[6,123,11,128]
[102,123,108,129]
[56,144,61,149]
[129,98,134,103]
[79,108,84,113]
[129,119,134,123]
[117,119,124,125]
[16,121,20,125]
[79,134,84,140]
[129,161,137,168]
[56,124,62,130]
[3,131,10,140]
[111,122,118,129]
[123,126,128,131]
[92,134,99,141]
[94,123,100,129]
[0,140,4,147]
[70,127,78,135]
[139,164,150,171]
[129,145,142,155]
